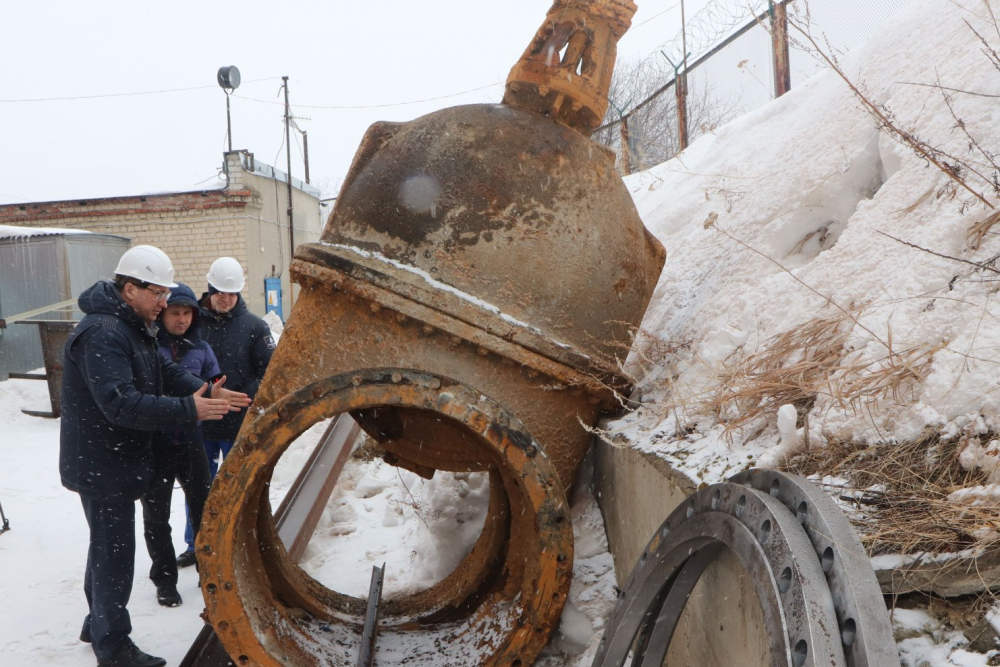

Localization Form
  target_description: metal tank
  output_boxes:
[198,2,666,666]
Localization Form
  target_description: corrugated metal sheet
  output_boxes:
[65,234,130,299]
[0,232,129,381]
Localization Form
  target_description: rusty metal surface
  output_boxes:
[197,2,668,665]
[771,2,791,97]
[180,414,363,667]
[503,0,637,135]
[316,101,664,373]
[259,277,605,488]
[16,321,74,418]
[199,369,573,667]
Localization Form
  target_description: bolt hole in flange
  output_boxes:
[760,519,772,543]
[793,639,808,667]
[841,618,857,646]
[778,566,793,593]
[796,501,808,525]
[821,546,835,574]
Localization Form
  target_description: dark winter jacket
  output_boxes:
[59,281,204,502]
[199,292,274,441]
[157,284,222,447]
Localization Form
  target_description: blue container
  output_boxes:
[264,277,283,320]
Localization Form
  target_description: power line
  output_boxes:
[233,82,502,111]
[632,1,682,29]
[1,76,504,113]
[0,77,282,103]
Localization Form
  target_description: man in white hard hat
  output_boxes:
[197,256,274,474]
[59,245,252,667]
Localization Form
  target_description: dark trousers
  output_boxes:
[80,495,135,662]
[141,439,211,586]
[183,438,233,551]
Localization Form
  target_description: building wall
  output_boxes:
[225,151,324,318]
[0,152,323,317]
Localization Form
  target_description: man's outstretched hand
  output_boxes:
[192,383,232,421]
[192,377,252,421]
[209,375,252,412]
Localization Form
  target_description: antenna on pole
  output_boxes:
[217,66,241,152]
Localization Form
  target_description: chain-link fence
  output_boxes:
[594,0,919,173]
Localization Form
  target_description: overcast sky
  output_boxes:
[0,0,721,206]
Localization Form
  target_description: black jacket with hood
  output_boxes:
[157,283,222,448]
[199,292,274,441]
[59,281,204,502]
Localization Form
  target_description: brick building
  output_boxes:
[0,150,325,318]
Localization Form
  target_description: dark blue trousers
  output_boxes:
[79,494,135,662]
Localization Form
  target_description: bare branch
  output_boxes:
[877,230,1000,275]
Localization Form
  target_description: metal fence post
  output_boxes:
[620,116,632,175]
[771,0,791,97]
[676,72,689,151]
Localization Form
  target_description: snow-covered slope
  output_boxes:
[618,0,1000,480]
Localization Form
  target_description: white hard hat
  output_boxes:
[114,245,178,288]
[206,256,246,293]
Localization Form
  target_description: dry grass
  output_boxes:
[783,431,999,557]
[707,312,938,434]
[585,322,691,397]
[967,209,1000,251]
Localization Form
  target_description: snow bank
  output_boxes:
[615,0,1000,482]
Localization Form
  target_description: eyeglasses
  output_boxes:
[141,285,171,302]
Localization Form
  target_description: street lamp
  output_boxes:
[217,66,241,152]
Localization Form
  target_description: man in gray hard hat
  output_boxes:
[60,245,252,667]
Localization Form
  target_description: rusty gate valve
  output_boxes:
[197,1,666,666]
[503,0,637,135]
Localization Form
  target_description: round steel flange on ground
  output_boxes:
[197,369,574,667]
[591,480,847,667]
[729,469,899,667]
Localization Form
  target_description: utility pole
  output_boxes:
[282,76,295,254]
[302,130,311,184]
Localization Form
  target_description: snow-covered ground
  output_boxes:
[0,374,614,666]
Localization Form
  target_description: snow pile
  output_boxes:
[261,310,284,337]
[610,0,1000,486]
